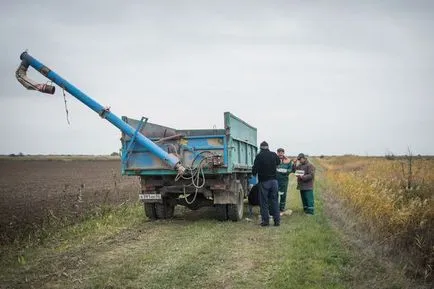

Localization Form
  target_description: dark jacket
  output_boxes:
[293,160,315,190]
[252,149,280,182]
[248,184,260,206]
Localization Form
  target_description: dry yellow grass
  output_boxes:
[318,156,434,281]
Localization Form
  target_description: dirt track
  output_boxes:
[0,158,140,243]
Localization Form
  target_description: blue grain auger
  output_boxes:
[16,51,258,221]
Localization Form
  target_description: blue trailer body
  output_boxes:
[120,112,257,176]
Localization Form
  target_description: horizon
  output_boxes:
[2,152,433,157]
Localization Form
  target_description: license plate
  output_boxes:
[139,193,162,200]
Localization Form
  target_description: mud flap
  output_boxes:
[213,190,238,204]
[213,179,243,205]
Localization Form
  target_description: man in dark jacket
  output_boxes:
[292,153,315,215]
[252,141,281,226]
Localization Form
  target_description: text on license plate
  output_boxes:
[139,193,162,200]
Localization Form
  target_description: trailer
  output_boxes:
[15,51,257,221]
[121,113,257,220]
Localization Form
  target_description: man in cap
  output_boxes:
[276,148,294,214]
[292,153,316,215]
[252,141,281,226]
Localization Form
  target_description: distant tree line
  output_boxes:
[8,152,25,157]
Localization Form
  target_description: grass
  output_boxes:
[0,162,426,289]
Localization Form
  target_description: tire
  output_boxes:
[155,198,175,219]
[144,203,157,220]
[227,188,244,221]
[215,204,228,221]
[166,204,175,218]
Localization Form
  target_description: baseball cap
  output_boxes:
[297,153,305,160]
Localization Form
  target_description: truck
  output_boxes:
[15,51,258,221]
[121,113,257,221]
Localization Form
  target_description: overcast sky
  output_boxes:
[0,0,433,156]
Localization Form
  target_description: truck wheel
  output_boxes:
[144,203,157,220]
[227,188,244,221]
[166,204,175,218]
[155,199,175,219]
[215,204,228,221]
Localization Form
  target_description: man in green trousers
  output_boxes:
[293,153,315,215]
[276,148,293,213]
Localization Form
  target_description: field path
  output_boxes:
[0,161,427,289]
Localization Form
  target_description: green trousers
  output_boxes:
[278,179,289,212]
[300,189,314,215]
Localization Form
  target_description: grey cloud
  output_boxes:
[0,0,433,155]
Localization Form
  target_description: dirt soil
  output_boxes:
[0,158,140,243]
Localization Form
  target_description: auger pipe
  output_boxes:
[17,51,186,175]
